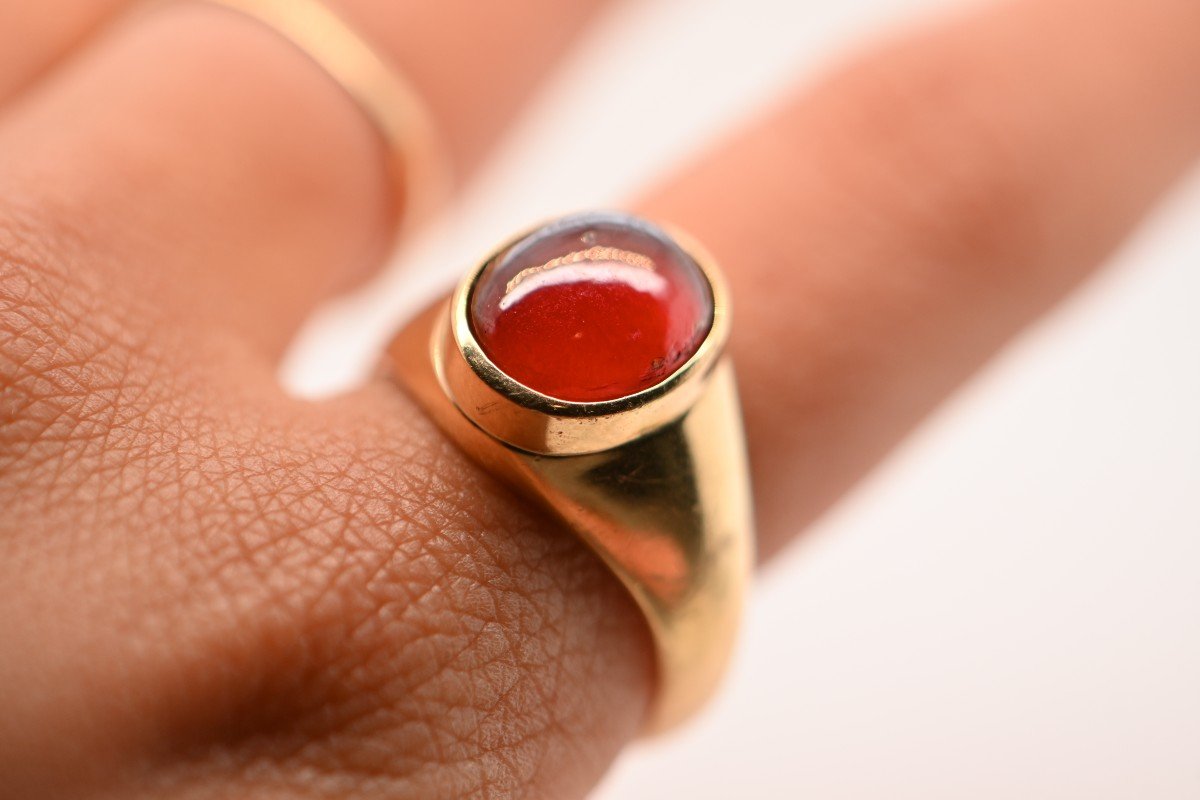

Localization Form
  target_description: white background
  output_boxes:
[284,0,1200,796]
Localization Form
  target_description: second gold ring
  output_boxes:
[201,0,450,237]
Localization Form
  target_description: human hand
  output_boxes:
[2,0,1197,798]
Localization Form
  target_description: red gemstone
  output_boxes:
[469,212,714,402]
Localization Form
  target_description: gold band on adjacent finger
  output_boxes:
[202,0,450,237]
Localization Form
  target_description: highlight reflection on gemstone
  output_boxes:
[468,212,714,403]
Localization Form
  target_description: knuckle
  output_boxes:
[149,410,642,798]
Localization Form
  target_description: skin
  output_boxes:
[0,0,1196,797]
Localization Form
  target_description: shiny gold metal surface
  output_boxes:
[385,219,754,733]
[201,0,450,234]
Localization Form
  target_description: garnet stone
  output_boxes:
[468,212,714,403]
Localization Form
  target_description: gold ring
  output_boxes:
[202,0,450,237]
[386,211,755,733]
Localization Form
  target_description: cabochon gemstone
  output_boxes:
[468,212,714,403]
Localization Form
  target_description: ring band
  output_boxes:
[386,211,755,733]
[202,0,450,236]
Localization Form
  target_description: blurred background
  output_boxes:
[282,0,1200,796]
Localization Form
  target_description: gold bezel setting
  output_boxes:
[435,219,730,455]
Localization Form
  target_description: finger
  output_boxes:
[638,0,1200,558]
[0,385,655,798]
[0,0,609,359]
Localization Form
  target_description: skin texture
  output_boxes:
[0,0,1198,798]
